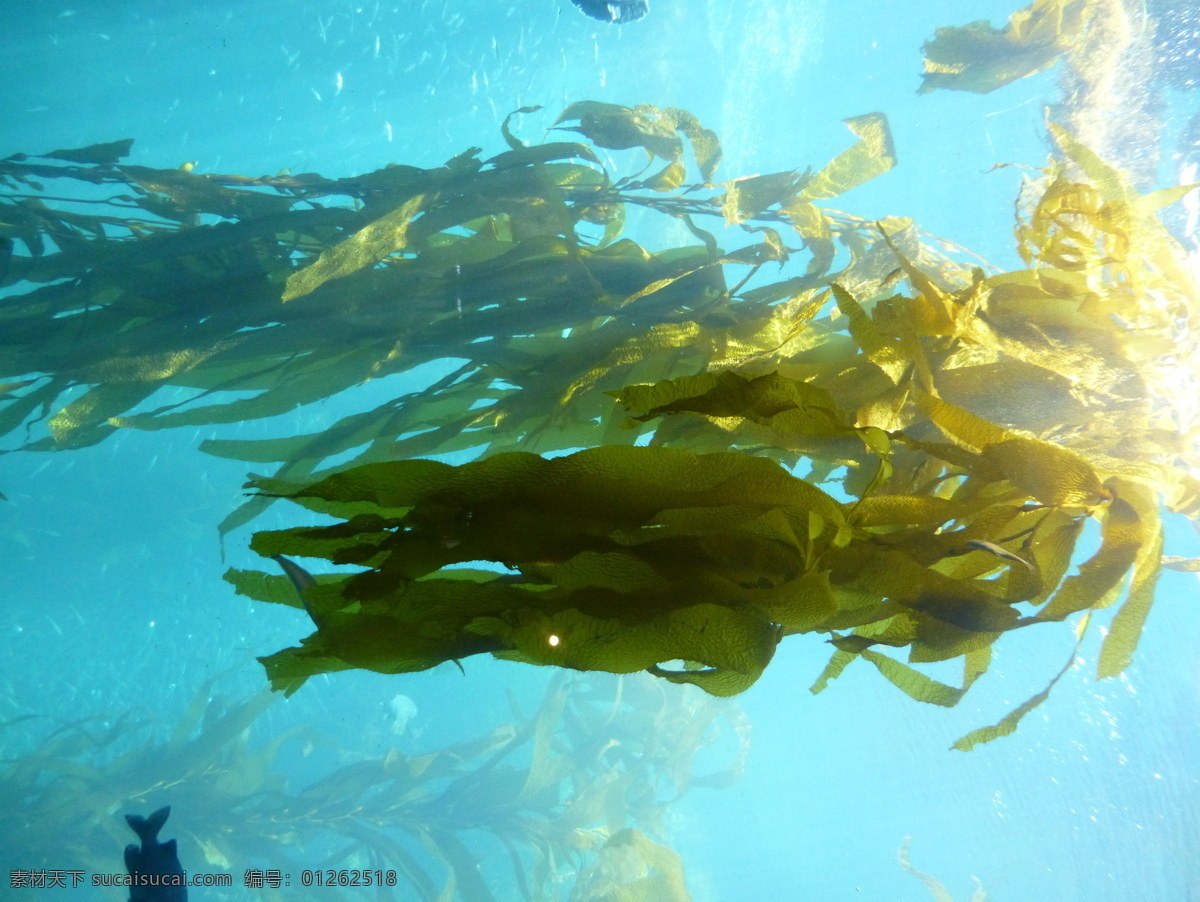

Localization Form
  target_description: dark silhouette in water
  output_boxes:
[124,807,187,902]
[570,0,648,24]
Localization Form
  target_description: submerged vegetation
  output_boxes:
[3,91,1198,747]
[899,838,988,902]
[0,102,893,534]
[2,670,742,900]
[233,110,1198,748]
[918,0,1094,94]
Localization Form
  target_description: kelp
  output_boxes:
[230,446,834,697]
[918,0,1094,94]
[5,100,1196,746]
[899,837,988,902]
[0,102,898,536]
[1,669,746,901]
[235,121,1200,748]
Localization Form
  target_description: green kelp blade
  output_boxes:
[47,382,158,449]
[579,828,691,902]
[513,673,572,805]
[252,446,848,536]
[0,378,64,446]
[41,138,135,165]
[484,141,602,171]
[282,193,425,301]
[981,437,1109,508]
[555,101,684,162]
[111,342,401,433]
[913,387,1014,452]
[798,112,896,202]
[639,159,687,192]
[858,648,969,707]
[918,0,1093,94]
[337,825,441,901]
[831,283,909,384]
[722,171,808,225]
[1162,555,1200,571]
[245,446,845,694]
[1038,490,1144,621]
[485,603,781,697]
[425,829,497,902]
[1096,499,1163,680]
[500,104,543,150]
[665,106,722,182]
[847,494,967,528]
[119,164,295,220]
[720,114,894,222]
[224,566,346,612]
[952,615,1088,751]
[613,370,859,450]
[257,627,479,697]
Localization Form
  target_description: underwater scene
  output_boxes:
[2,0,1199,899]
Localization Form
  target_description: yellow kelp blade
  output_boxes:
[919,0,1093,94]
[282,193,425,301]
[799,112,896,202]
[574,828,691,902]
[240,446,858,694]
[952,614,1088,751]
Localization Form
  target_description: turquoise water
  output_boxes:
[2,1,1198,899]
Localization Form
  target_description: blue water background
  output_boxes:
[1,0,1198,899]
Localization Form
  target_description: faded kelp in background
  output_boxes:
[3,669,745,901]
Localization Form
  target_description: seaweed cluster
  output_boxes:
[0,102,891,534]
[3,90,1198,748]
[231,115,1198,749]
[1,670,744,900]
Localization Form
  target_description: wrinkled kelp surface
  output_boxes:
[4,98,1198,748]
[232,112,1199,749]
[918,0,1093,94]
[2,670,743,901]
[0,102,895,534]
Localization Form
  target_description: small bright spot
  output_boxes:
[548,634,560,647]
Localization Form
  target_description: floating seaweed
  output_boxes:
[0,102,896,538]
[1,669,746,901]
[918,0,1094,94]
[229,115,1200,749]
[3,98,1196,747]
